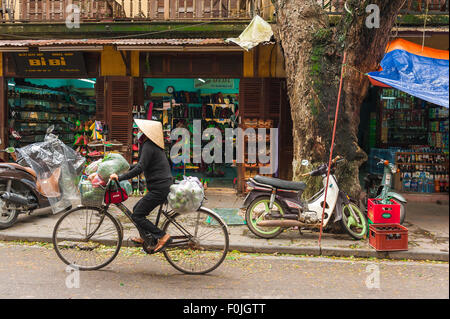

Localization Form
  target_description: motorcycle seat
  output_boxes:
[1,163,37,179]
[253,175,306,191]
[36,167,61,198]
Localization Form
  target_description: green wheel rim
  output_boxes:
[343,203,367,237]
[249,199,284,235]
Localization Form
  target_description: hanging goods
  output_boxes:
[167,176,204,213]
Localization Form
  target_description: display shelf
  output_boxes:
[395,149,449,194]
[378,87,448,150]
[238,118,275,193]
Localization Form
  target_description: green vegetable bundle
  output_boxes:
[97,153,130,180]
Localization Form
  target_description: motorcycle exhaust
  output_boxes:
[0,192,36,208]
[257,220,304,228]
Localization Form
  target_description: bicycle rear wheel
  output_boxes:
[162,208,229,275]
[52,206,123,271]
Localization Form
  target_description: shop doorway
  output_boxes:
[5,77,101,164]
[358,86,449,195]
[139,78,240,189]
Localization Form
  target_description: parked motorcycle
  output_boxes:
[363,156,407,224]
[0,127,81,229]
[242,156,368,240]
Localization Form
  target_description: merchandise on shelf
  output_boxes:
[378,88,449,151]
[7,83,96,148]
[395,148,449,194]
[239,118,276,193]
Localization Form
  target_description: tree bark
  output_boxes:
[273,0,408,200]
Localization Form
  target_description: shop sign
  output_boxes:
[193,79,234,89]
[12,52,87,76]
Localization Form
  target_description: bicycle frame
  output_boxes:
[96,202,205,249]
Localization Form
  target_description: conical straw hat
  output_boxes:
[134,119,165,149]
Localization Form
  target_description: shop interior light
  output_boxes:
[78,79,96,84]
[39,46,103,52]
[8,83,15,87]
[198,78,206,83]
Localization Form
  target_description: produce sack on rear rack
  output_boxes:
[167,176,204,213]
[97,153,130,181]
[16,131,86,214]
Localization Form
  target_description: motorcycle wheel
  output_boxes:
[245,196,286,239]
[0,200,19,229]
[340,202,368,240]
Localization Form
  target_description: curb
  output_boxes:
[1,232,447,262]
[230,244,449,262]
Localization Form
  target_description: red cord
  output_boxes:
[318,52,347,248]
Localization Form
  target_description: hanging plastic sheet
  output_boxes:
[225,15,273,51]
[16,131,86,214]
[368,39,449,108]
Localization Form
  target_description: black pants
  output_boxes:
[132,185,171,241]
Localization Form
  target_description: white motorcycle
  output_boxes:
[243,156,368,240]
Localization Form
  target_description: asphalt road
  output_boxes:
[0,241,448,300]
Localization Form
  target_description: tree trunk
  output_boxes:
[273,0,407,200]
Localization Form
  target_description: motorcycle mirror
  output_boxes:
[5,147,15,154]
[46,125,55,134]
[301,159,309,166]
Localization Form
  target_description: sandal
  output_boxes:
[153,235,172,253]
[129,237,145,245]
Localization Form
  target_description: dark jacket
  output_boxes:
[118,139,172,188]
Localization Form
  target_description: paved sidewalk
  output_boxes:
[0,188,448,261]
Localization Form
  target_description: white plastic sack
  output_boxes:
[167,176,204,213]
[225,15,273,51]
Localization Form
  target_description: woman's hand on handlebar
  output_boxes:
[109,174,119,181]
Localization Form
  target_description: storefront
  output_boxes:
[0,40,290,194]
[359,38,449,195]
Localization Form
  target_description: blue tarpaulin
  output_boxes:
[368,39,449,108]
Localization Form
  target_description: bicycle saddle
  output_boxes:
[253,175,306,191]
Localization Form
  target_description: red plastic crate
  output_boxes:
[369,224,408,251]
[367,198,401,224]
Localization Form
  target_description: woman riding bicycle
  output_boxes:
[110,119,173,253]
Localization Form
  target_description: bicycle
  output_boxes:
[52,181,229,274]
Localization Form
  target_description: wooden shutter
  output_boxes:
[277,79,293,180]
[266,78,282,118]
[239,78,285,119]
[239,78,265,118]
[106,77,133,161]
[95,77,106,122]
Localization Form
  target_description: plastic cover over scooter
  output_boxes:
[16,131,86,214]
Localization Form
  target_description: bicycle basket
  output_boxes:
[79,179,106,207]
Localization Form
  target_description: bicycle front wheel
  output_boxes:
[162,208,229,275]
[52,206,123,271]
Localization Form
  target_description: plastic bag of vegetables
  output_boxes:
[167,176,204,213]
[97,153,130,181]
[119,180,133,196]
[85,159,102,175]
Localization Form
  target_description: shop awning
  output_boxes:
[0,38,244,52]
[368,39,449,108]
